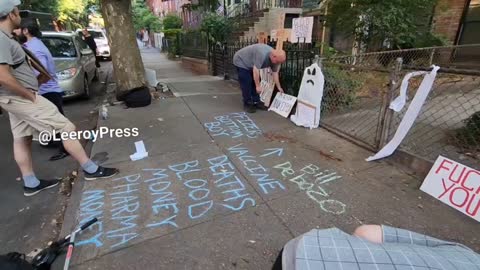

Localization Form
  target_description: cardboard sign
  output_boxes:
[260,81,275,107]
[420,156,480,222]
[290,17,314,43]
[259,68,274,106]
[269,93,297,118]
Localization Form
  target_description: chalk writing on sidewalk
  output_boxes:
[273,162,346,215]
[76,156,256,250]
[204,112,262,139]
[228,143,286,195]
[76,143,346,252]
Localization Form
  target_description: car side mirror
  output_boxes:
[80,49,93,56]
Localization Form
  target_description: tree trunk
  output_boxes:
[100,0,146,100]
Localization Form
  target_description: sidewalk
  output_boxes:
[63,49,479,270]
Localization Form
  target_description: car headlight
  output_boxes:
[56,68,77,80]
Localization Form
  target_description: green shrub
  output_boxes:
[200,13,233,43]
[163,14,183,30]
[453,111,480,150]
[164,29,183,57]
[322,66,361,112]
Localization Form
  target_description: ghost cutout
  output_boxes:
[290,63,325,129]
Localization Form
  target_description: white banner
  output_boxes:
[390,71,428,112]
[420,156,480,222]
[367,65,440,162]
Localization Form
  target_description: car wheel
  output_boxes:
[83,75,90,99]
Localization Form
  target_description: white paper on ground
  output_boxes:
[390,71,428,112]
[367,65,440,162]
[130,140,149,161]
[269,93,297,118]
[290,63,325,128]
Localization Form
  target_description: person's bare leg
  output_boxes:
[353,225,383,244]
[13,136,34,176]
[62,139,90,165]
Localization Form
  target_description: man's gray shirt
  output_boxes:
[233,44,280,72]
[0,30,39,96]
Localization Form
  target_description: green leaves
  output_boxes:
[162,14,183,30]
[327,0,444,49]
[200,13,232,42]
[132,1,162,32]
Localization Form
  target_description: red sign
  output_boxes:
[420,156,480,222]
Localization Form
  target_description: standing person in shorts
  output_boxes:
[0,0,119,197]
[14,21,69,161]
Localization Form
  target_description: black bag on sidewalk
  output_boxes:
[0,253,34,270]
[124,86,152,108]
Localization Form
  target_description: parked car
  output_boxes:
[41,32,98,99]
[76,28,111,60]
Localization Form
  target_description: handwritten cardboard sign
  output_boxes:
[260,68,274,106]
[291,17,314,43]
[269,93,297,118]
[420,156,480,222]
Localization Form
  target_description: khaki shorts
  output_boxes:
[0,94,75,139]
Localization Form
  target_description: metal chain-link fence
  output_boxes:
[321,45,480,169]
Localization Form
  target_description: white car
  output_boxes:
[76,29,111,60]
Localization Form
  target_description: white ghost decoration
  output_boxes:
[290,63,325,129]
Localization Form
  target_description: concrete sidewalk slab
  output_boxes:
[90,100,212,166]
[72,204,291,270]
[169,80,240,97]
[63,50,480,270]
[72,143,263,264]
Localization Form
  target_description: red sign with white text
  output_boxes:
[420,156,480,222]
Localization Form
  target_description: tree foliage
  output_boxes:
[200,13,232,42]
[185,0,220,12]
[133,0,162,32]
[20,0,59,15]
[21,0,99,29]
[327,0,445,49]
[162,14,183,30]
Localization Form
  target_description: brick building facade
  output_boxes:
[431,0,469,44]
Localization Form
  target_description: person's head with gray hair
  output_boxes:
[0,0,22,32]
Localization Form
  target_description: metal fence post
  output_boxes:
[376,57,403,149]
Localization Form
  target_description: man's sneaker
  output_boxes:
[24,179,60,197]
[84,166,119,181]
[244,104,256,114]
[255,102,269,111]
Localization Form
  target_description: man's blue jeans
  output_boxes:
[237,67,260,106]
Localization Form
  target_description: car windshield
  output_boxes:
[89,31,104,39]
[41,37,77,58]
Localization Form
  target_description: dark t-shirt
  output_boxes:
[83,36,97,52]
